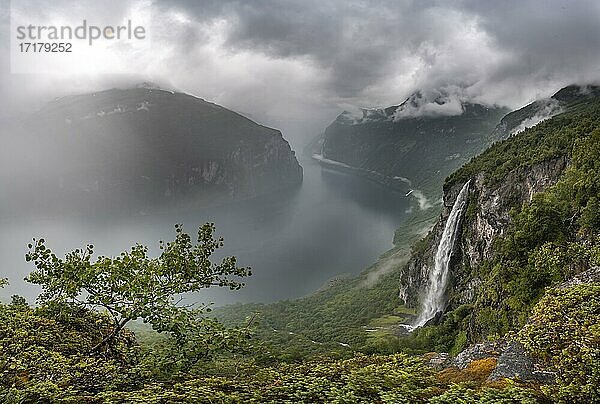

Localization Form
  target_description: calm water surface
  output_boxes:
[0,157,412,306]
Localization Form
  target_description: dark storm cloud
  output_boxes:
[158,0,600,107]
[460,0,600,101]
[1,0,600,140]
[158,0,474,98]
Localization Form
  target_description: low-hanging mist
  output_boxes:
[0,158,414,306]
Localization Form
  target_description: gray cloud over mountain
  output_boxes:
[1,0,599,146]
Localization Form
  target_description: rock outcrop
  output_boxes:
[440,339,556,384]
[398,156,569,308]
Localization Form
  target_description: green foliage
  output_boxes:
[580,196,600,231]
[95,353,552,403]
[25,223,251,351]
[135,318,253,380]
[100,354,440,403]
[397,304,473,354]
[519,284,600,403]
[430,382,541,404]
[0,302,139,402]
[450,331,468,357]
[446,99,600,189]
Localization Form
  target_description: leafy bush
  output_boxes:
[0,302,139,402]
[430,382,541,404]
[519,284,600,403]
[25,223,250,351]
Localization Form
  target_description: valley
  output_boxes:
[0,156,417,306]
[2,2,599,401]
[2,84,600,402]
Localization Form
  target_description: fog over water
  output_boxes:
[1,1,598,309]
[0,156,413,306]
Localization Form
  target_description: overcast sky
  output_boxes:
[1,0,599,147]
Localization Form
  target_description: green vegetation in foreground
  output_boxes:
[0,219,558,402]
[2,266,593,401]
[1,96,600,402]
[518,284,600,402]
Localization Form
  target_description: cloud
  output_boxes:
[459,0,600,104]
[158,1,501,103]
[393,89,466,119]
[148,0,600,125]
[1,0,600,146]
[510,98,563,135]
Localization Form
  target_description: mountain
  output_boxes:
[11,87,303,213]
[214,85,600,401]
[315,91,509,198]
[399,84,600,343]
[491,84,600,139]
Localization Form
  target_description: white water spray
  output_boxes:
[413,181,471,328]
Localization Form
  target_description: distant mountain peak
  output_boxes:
[134,81,170,91]
[394,90,467,120]
[334,89,493,126]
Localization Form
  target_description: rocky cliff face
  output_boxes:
[399,84,600,317]
[16,87,302,212]
[399,156,569,309]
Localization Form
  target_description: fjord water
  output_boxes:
[0,157,412,306]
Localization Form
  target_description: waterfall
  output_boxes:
[413,180,471,328]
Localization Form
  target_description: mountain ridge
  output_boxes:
[11,87,303,214]
[315,92,509,203]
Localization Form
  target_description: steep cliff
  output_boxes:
[400,156,568,307]
[14,86,302,212]
[399,84,600,342]
[316,91,509,196]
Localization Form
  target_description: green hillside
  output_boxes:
[1,87,599,402]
